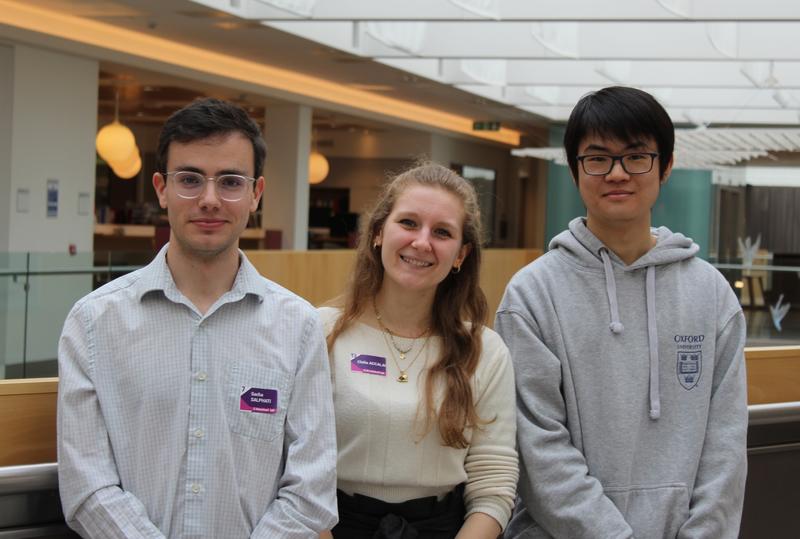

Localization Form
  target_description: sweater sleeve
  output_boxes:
[462,332,519,530]
[494,307,634,539]
[677,306,748,539]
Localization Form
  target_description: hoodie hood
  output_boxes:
[549,217,699,420]
[550,217,699,269]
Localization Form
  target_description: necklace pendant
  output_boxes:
[397,372,409,383]
[399,352,406,360]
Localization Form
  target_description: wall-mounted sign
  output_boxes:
[16,188,30,213]
[78,192,91,216]
[47,179,58,218]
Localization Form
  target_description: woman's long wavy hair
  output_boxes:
[326,162,488,448]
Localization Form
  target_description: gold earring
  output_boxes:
[451,264,461,274]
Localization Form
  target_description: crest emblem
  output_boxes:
[677,351,702,390]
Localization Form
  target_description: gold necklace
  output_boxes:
[373,299,429,360]
[381,328,431,383]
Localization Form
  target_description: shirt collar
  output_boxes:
[136,244,265,304]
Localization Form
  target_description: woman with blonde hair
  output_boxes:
[320,162,518,539]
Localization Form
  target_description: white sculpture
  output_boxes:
[770,294,791,332]
[737,235,761,267]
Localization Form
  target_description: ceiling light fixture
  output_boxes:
[308,150,329,184]
[95,91,141,179]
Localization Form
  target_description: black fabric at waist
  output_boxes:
[332,484,466,539]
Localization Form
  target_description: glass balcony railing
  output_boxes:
[1,250,797,380]
[711,255,800,347]
[0,251,152,380]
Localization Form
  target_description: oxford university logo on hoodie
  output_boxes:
[675,334,705,390]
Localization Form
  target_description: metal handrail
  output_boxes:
[0,462,57,495]
[748,400,800,426]
[712,263,800,273]
[0,265,143,277]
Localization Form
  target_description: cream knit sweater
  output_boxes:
[319,307,518,529]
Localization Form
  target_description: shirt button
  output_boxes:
[191,483,202,494]
[194,428,204,438]
[196,371,207,381]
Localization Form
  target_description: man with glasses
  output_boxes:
[497,86,747,538]
[58,98,338,538]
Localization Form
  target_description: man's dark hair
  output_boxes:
[563,86,674,181]
[156,98,267,176]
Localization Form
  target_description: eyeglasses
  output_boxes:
[162,171,256,202]
[576,152,659,176]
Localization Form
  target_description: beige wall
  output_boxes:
[3,44,98,253]
[315,128,525,247]
[0,44,98,376]
[430,133,518,247]
[321,157,411,214]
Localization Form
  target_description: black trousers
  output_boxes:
[331,484,466,539]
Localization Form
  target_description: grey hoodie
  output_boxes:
[496,217,747,539]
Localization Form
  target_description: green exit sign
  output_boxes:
[472,121,501,131]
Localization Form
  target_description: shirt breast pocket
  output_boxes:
[228,361,292,442]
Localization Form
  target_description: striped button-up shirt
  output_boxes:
[57,247,338,538]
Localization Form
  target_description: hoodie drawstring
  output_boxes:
[645,265,660,419]
[600,249,624,334]
[600,248,661,420]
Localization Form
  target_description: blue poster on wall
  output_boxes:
[47,179,58,218]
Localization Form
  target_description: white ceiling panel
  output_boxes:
[265,21,358,53]
[521,105,800,126]
[514,129,800,169]
[266,21,800,60]
[375,58,444,82]
[502,87,800,109]
[439,60,800,88]
[196,0,800,129]
[239,0,800,21]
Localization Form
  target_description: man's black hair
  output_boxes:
[563,86,674,181]
[156,97,267,177]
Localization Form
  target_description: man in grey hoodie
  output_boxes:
[496,86,747,539]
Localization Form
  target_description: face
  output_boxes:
[376,184,470,296]
[153,132,264,261]
[575,135,672,230]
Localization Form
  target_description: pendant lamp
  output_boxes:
[308,150,329,184]
[96,121,136,164]
[96,91,140,177]
[111,148,142,179]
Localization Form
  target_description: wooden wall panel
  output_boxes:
[0,378,58,466]
[245,248,542,326]
[479,249,541,323]
[745,347,800,404]
[246,250,356,307]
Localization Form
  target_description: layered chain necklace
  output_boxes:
[373,299,431,383]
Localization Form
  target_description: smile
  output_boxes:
[191,219,226,229]
[400,255,433,268]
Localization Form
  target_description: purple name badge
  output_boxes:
[239,387,278,414]
[350,354,386,376]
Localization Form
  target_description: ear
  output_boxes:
[153,172,168,209]
[455,242,472,269]
[250,176,265,212]
[373,229,383,248]
[660,155,674,185]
